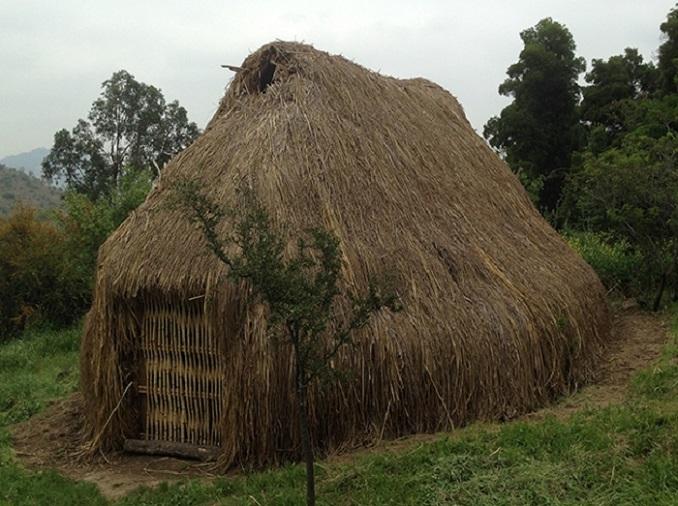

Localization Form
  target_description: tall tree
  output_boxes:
[658,3,678,94]
[484,18,585,213]
[43,70,199,199]
[580,48,658,152]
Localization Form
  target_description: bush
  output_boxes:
[561,132,678,309]
[56,168,152,280]
[0,207,90,339]
[0,169,152,339]
[565,230,643,295]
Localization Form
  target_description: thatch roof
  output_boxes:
[81,41,610,468]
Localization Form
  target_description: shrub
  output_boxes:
[56,168,152,280]
[0,169,152,339]
[561,132,678,309]
[0,207,90,339]
[565,230,643,295]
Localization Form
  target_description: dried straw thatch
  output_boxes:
[80,41,610,468]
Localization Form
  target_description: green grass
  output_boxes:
[1,312,678,505]
[0,325,80,427]
[0,324,105,505]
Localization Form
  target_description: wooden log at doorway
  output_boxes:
[124,438,219,461]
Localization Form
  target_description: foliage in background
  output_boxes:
[563,129,678,309]
[658,4,678,94]
[483,18,585,213]
[487,5,678,309]
[515,170,544,207]
[0,164,62,216]
[565,231,643,296]
[56,168,153,282]
[562,5,678,308]
[579,48,658,153]
[4,62,187,338]
[42,70,199,200]
[0,169,152,339]
[0,208,89,339]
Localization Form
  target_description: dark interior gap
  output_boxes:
[259,61,277,92]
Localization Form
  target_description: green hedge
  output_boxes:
[565,230,644,295]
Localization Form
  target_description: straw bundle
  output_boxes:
[80,41,610,469]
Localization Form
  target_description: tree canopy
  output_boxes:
[484,5,678,309]
[43,70,199,199]
[577,49,659,154]
[483,18,585,212]
[658,4,678,94]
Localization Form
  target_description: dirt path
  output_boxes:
[10,307,670,500]
[524,307,668,421]
[10,394,219,499]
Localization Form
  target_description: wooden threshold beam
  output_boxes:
[124,439,219,461]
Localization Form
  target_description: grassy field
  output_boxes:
[1,313,677,505]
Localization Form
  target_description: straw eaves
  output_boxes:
[80,41,610,468]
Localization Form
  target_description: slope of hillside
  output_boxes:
[0,148,49,177]
[0,164,62,215]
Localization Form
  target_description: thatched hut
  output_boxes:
[81,42,610,468]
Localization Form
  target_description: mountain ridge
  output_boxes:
[0,147,50,177]
[0,164,62,216]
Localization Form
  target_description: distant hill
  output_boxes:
[0,147,50,177]
[0,164,62,216]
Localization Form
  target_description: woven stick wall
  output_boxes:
[137,297,225,447]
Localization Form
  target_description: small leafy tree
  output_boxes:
[170,180,401,505]
[56,168,153,286]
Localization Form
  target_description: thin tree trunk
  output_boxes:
[296,372,315,505]
[653,272,667,311]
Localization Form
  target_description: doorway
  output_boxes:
[132,297,225,455]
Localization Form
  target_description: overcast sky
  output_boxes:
[0,0,676,158]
